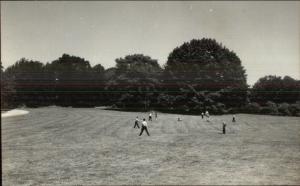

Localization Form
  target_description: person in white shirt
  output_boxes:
[205,110,210,122]
[205,110,209,117]
[134,116,140,128]
[139,118,150,136]
[149,112,152,121]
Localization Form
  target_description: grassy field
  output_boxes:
[2,107,300,185]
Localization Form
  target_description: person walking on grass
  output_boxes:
[201,112,204,119]
[149,112,152,121]
[134,116,140,128]
[139,118,150,136]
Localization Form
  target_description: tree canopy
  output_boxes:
[252,75,300,104]
[106,54,162,109]
[165,38,247,90]
[2,39,299,116]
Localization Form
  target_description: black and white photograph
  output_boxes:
[1,1,300,185]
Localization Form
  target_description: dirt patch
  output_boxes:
[1,109,29,118]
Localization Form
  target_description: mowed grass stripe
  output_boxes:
[2,107,300,185]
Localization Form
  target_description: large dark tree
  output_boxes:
[1,63,16,109]
[103,67,117,81]
[164,38,247,90]
[252,75,300,104]
[161,38,248,112]
[92,64,105,77]
[44,54,99,106]
[5,58,45,107]
[4,55,108,107]
[5,58,44,79]
[45,53,92,78]
[106,54,162,110]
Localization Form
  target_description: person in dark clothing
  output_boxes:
[139,118,150,136]
[232,115,236,122]
[201,112,204,119]
[222,122,226,134]
[134,116,140,128]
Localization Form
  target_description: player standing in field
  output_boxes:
[134,116,140,128]
[139,118,150,136]
[205,110,210,122]
[222,122,227,134]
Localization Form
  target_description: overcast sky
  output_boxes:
[1,1,299,85]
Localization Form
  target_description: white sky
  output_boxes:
[1,1,299,85]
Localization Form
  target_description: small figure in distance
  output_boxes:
[222,122,227,134]
[149,112,152,121]
[201,112,204,119]
[232,115,236,122]
[205,110,210,122]
[134,116,140,128]
[139,118,150,136]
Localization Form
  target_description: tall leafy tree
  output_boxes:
[5,58,45,107]
[162,38,249,111]
[165,38,247,90]
[106,54,162,110]
[92,64,105,76]
[1,63,16,109]
[44,54,95,106]
[45,53,92,79]
[252,75,300,104]
[91,64,106,105]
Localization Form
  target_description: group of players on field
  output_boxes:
[134,111,236,136]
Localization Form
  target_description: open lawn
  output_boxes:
[2,107,300,185]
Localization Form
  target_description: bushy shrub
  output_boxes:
[227,107,238,114]
[208,92,221,102]
[260,101,278,115]
[252,75,300,104]
[278,103,291,116]
[178,104,189,112]
[192,102,204,113]
[202,103,227,115]
[260,107,276,115]
[211,105,219,114]
[216,102,227,114]
[243,102,261,113]
[288,102,300,116]
[204,106,212,113]
[204,98,214,106]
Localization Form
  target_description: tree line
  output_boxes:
[1,38,300,116]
